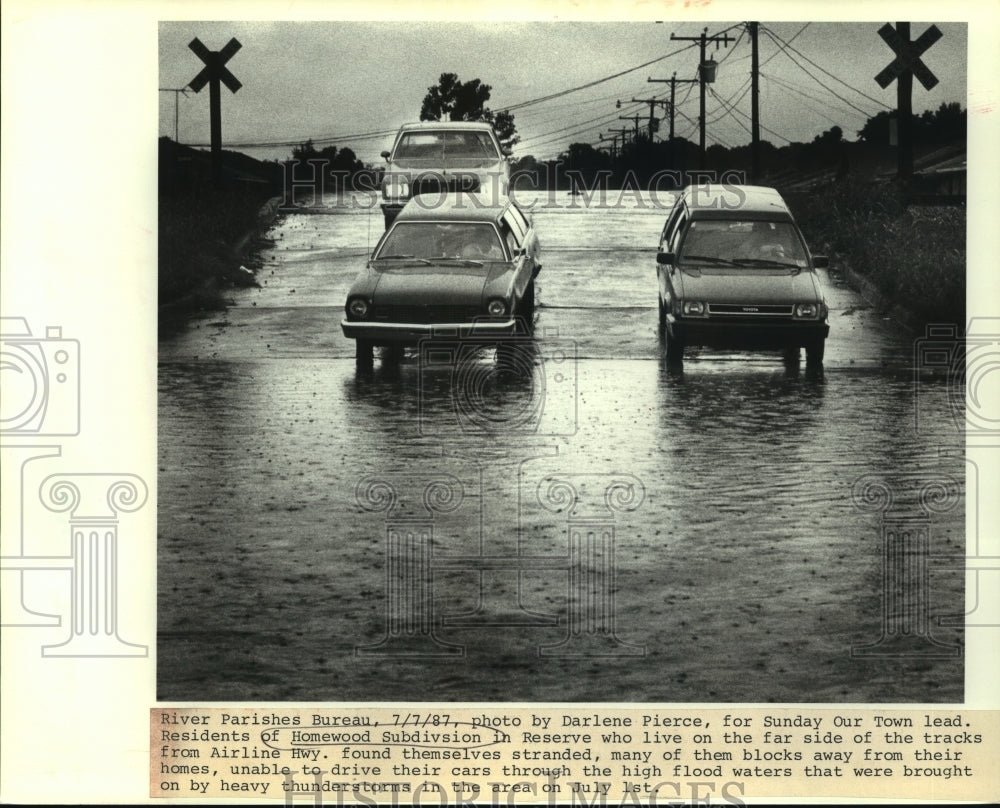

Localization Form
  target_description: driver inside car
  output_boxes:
[461,227,503,260]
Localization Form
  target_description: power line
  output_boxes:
[761,25,893,112]
[704,77,752,124]
[759,28,877,120]
[189,126,398,150]
[761,71,872,127]
[706,87,753,137]
[519,104,648,153]
[706,84,791,144]
[501,42,700,113]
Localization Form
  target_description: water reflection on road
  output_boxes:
[158,192,965,702]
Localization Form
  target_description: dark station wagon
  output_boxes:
[342,191,540,366]
[656,184,830,365]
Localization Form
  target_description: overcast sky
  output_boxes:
[158,20,967,164]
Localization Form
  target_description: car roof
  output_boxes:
[396,121,497,133]
[681,184,794,221]
[395,191,515,223]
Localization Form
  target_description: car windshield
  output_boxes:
[678,220,807,267]
[374,222,506,263]
[392,131,500,164]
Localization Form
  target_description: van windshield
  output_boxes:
[392,131,500,166]
[679,220,807,267]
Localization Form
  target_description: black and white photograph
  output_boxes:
[155,19,971,703]
[2,3,998,805]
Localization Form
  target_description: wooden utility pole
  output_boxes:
[158,88,189,143]
[609,127,632,148]
[619,113,643,143]
[631,97,668,140]
[749,22,760,182]
[874,22,942,182]
[648,73,699,171]
[670,27,734,168]
[187,37,243,184]
[600,133,619,160]
[648,73,698,144]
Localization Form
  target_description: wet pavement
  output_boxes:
[158,191,965,703]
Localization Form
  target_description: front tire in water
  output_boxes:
[805,338,825,365]
[664,325,684,363]
[356,339,374,368]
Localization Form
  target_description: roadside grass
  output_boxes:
[788,180,966,328]
[159,185,276,312]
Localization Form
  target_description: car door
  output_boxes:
[659,204,687,305]
[500,208,534,308]
[505,205,539,269]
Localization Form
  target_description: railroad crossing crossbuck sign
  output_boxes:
[874,23,942,181]
[187,37,242,182]
[875,23,942,90]
[188,37,243,94]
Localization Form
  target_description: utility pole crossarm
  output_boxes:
[619,114,643,141]
[668,26,735,168]
[648,73,699,145]
[632,97,669,139]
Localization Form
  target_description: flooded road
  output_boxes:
[158,192,965,703]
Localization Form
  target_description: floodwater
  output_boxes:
[158,191,965,702]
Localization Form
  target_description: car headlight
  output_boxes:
[382,177,409,200]
[794,302,826,319]
[348,298,370,319]
[681,300,707,317]
[486,299,507,317]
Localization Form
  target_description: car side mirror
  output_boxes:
[380,150,390,161]
[812,255,829,268]
[656,251,675,266]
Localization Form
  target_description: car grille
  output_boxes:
[412,175,481,195]
[375,305,481,324]
[708,303,794,317]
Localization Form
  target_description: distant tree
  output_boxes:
[918,101,966,144]
[510,154,541,189]
[858,104,965,147]
[292,139,319,161]
[813,125,844,145]
[420,72,520,150]
[491,110,519,150]
[289,140,366,189]
[857,110,897,144]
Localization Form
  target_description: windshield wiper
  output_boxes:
[377,254,432,264]
[731,258,802,270]
[427,256,484,267]
[680,255,736,266]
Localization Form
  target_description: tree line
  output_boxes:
[283,71,965,193]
